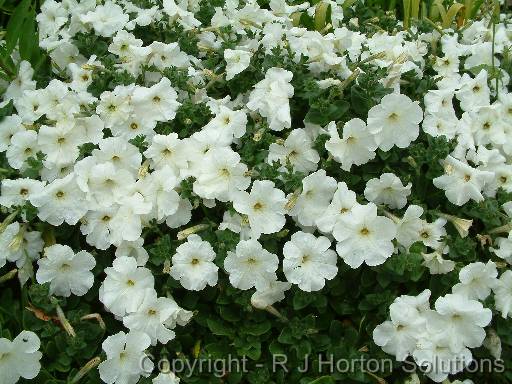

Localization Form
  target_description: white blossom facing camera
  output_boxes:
[99,256,155,317]
[325,119,377,171]
[224,239,279,290]
[123,289,191,345]
[433,155,494,206]
[170,234,218,291]
[232,180,287,238]
[224,49,252,80]
[36,244,96,297]
[364,173,412,209]
[98,330,154,384]
[283,231,337,292]
[316,181,357,234]
[0,331,42,384]
[452,261,498,300]
[334,203,397,268]
[289,169,337,227]
[367,93,423,151]
[267,128,320,173]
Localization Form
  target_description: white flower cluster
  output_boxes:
[0,0,511,382]
[374,258,512,382]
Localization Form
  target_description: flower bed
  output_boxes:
[0,0,511,383]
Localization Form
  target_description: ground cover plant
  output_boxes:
[0,0,512,383]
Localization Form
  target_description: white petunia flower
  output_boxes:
[251,280,292,309]
[165,198,193,229]
[98,331,154,384]
[144,133,188,175]
[433,155,494,206]
[6,130,39,170]
[413,332,472,383]
[232,180,287,238]
[367,93,423,151]
[193,147,250,202]
[426,293,492,352]
[325,119,377,171]
[36,244,95,297]
[491,234,512,264]
[162,0,201,30]
[422,247,455,275]
[3,61,36,102]
[0,222,43,270]
[283,231,337,292]
[80,1,129,37]
[115,239,149,266]
[395,205,424,249]
[80,207,117,250]
[418,218,447,250]
[0,223,21,268]
[316,182,357,234]
[170,234,218,291]
[131,77,181,123]
[289,169,337,227]
[93,137,142,174]
[452,261,498,300]
[153,372,181,384]
[218,211,251,240]
[110,113,156,141]
[0,331,42,384]
[137,166,180,221]
[123,289,188,345]
[334,203,396,268]
[455,70,490,111]
[0,178,45,208]
[424,88,456,115]
[203,105,247,141]
[373,291,429,361]
[109,193,153,245]
[99,256,155,317]
[422,110,459,139]
[30,173,88,226]
[85,162,135,208]
[267,128,320,173]
[493,270,512,318]
[149,41,190,70]
[0,115,23,151]
[96,86,133,129]
[364,173,412,209]
[224,49,252,80]
[247,67,294,131]
[224,239,279,290]
[37,121,84,166]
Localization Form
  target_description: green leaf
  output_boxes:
[305,101,349,125]
[0,100,14,121]
[299,12,315,30]
[314,2,332,31]
[244,321,271,336]
[148,234,172,266]
[5,0,31,55]
[206,318,234,337]
[293,291,316,310]
[19,7,37,62]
